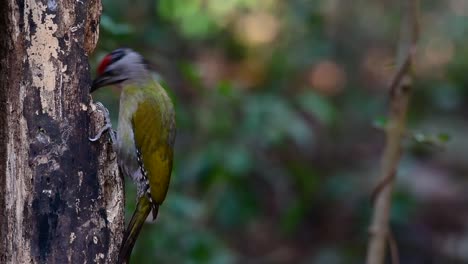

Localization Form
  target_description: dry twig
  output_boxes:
[365,0,419,263]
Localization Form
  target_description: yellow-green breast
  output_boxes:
[117,78,176,204]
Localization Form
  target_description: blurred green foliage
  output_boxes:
[92,0,468,263]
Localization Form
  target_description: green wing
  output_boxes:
[132,85,176,204]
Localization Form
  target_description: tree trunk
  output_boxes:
[0,0,125,263]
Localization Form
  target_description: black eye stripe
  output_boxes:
[110,48,126,63]
[105,69,116,76]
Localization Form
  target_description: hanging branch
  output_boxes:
[365,0,419,264]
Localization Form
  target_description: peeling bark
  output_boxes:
[0,0,124,263]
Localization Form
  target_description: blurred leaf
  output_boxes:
[223,144,252,176]
[390,191,416,224]
[297,91,337,125]
[311,248,345,264]
[214,186,257,229]
[166,193,204,220]
[410,131,451,149]
[437,133,450,143]
[373,115,388,130]
[179,62,204,90]
[430,84,462,110]
[281,200,305,233]
[289,164,321,199]
[100,14,133,35]
[217,81,234,97]
[158,0,218,38]
[243,94,314,146]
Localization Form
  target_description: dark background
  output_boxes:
[91,1,468,263]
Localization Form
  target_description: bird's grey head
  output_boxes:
[91,48,148,92]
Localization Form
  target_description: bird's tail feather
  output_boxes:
[117,196,159,264]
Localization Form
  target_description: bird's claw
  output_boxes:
[89,102,116,144]
[89,123,112,142]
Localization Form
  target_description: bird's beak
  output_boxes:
[90,74,126,93]
[91,75,111,93]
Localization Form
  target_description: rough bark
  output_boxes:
[0,0,125,263]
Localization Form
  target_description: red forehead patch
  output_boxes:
[97,55,112,75]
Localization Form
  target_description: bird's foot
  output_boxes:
[89,102,116,144]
